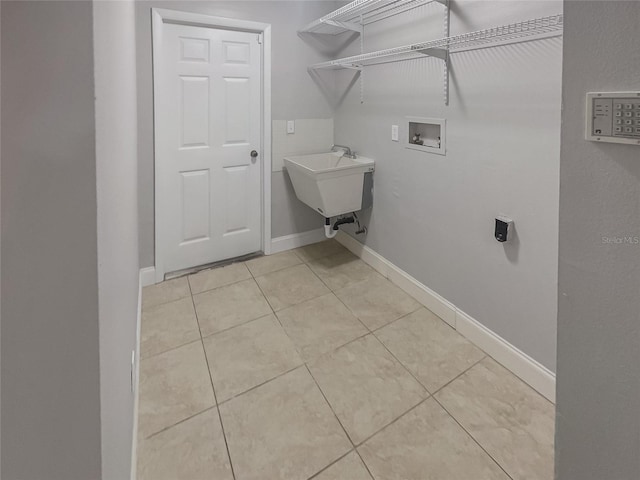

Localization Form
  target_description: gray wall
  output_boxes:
[334,0,562,371]
[555,2,640,479]
[0,0,3,462]
[1,1,102,478]
[94,0,140,478]
[136,1,341,268]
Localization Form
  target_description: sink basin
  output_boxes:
[284,152,374,218]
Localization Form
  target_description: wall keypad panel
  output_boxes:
[587,92,640,145]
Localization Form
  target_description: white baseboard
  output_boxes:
[455,308,556,402]
[270,228,326,254]
[336,232,457,328]
[335,232,556,403]
[131,270,143,480]
[139,266,156,287]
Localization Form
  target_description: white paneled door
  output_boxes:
[155,22,262,276]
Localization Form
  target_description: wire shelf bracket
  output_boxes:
[323,20,363,34]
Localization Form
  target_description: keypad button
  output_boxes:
[615,126,623,133]
[616,119,623,125]
[625,112,633,117]
[616,112,623,117]
[625,104,634,109]
[624,127,633,133]
[636,128,640,134]
[615,104,623,110]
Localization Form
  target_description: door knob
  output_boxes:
[250,150,258,158]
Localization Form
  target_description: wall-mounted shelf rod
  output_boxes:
[299,0,447,35]
[308,14,563,70]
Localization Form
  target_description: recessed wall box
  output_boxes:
[405,117,446,155]
[495,216,513,243]
[586,92,640,145]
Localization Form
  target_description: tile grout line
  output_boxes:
[300,253,375,335]
[191,251,328,413]
[250,254,342,332]
[310,329,372,360]
[369,330,432,394]
[146,268,341,360]
[306,449,356,480]
[354,396,432,448]
[200,312,276,342]
[142,405,217,441]
[270,252,377,364]
[364,329,501,468]
[144,267,255,312]
[303,363,359,449]
[188,259,261,295]
[432,394,515,480]
[311,343,487,452]
[190,274,253,298]
[298,253,505,470]
[216,364,304,407]
[140,336,203,362]
[311,244,505,388]
[304,247,499,414]
[246,261,280,317]
[371,320,487,398]
[430,355,487,398]
[299,251,463,474]
[141,291,192,311]
[304,360,429,476]
[369,303,427,335]
[187,278,238,480]
[142,242,343,310]
[245,252,305,278]
[251,281,311,363]
[144,273,251,311]
[354,446,376,480]
[303,248,424,337]
[304,255,433,403]
[212,326,370,409]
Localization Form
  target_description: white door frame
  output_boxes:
[152,8,272,283]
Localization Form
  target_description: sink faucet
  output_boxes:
[331,144,356,159]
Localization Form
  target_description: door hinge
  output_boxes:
[257,33,263,45]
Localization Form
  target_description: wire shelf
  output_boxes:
[309,14,563,69]
[299,0,447,35]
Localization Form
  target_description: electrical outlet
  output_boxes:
[287,120,295,134]
[391,125,399,142]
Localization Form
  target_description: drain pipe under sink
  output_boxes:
[324,218,338,239]
[324,216,355,239]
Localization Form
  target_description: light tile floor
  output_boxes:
[136,239,555,480]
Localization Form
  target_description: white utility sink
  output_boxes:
[284,152,374,218]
